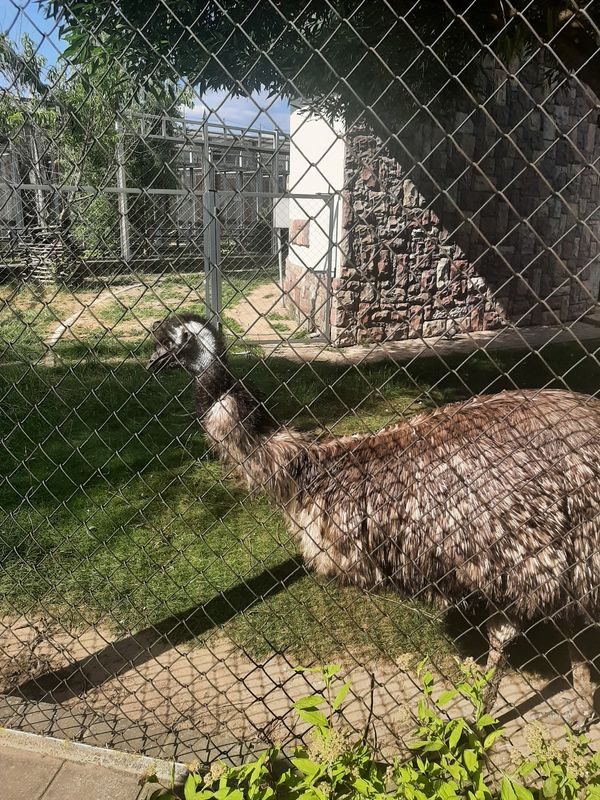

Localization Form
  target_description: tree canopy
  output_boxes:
[0,32,184,254]
[42,0,600,135]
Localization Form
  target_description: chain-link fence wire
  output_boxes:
[2,0,600,767]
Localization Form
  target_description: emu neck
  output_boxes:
[193,360,232,418]
[194,361,274,449]
[195,360,309,501]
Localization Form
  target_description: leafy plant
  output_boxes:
[392,658,504,800]
[45,1,600,132]
[145,661,600,800]
[515,723,600,800]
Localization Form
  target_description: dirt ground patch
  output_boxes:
[224,282,302,342]
[36,278,301,356]
[1,616,598,764]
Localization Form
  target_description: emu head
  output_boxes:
[146,313,222,375]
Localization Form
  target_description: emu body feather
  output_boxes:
[206,386,600,622]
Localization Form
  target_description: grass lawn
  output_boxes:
[2,310,600,670]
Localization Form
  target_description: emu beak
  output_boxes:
[146,349,170,372]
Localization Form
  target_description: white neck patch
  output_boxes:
[172,320,217,372]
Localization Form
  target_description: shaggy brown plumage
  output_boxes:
[147,313,600,725]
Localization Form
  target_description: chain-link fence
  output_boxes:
[2,0,600,773]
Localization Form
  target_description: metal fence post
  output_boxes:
[324,193,336,344]
[203,117,221,330]
[115,118,131,263]
[272,131,279,256]
[26,124,48,230]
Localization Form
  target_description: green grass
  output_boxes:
[266,311,310,340]
[2,333,600,667]
[270,320,292,333]
[91,270,274,331]
[0,285,61,361]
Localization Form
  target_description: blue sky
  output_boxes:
[2,0,290,131]
[2,0,62,69]
[184,90,290,132]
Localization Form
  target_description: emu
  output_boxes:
[147,312,600,726]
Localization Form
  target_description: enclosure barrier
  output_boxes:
[1,0,600,772]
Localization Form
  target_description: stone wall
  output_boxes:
[332,138,499,344]
[291,57,600,346]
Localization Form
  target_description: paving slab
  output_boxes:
[1,745,63,800]
[40,759,143,800]
[0,742,157,800]
[0,744,63,800]
[262,315,600,364]
[0,730,188,800]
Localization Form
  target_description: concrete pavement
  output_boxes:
[261,313,600,364]
[2,744,149,799]
[0,729,187,800]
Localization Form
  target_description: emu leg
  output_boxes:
[483,618,518,713]
[567,640,596,731]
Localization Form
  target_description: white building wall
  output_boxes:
[287,104,346,275]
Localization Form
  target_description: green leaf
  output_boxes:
[449,719,465,749]
[518,761,536,777]
[354,777,375,795]
[437,689,458,707]
[294,665,339,679]
[422,671,434,687]
[323,664,341,680]
[423,740,445,753]
[185,773,201,800]
[408,739,431,749]
[439,783,460,800]
[501,777,517,800]
[291,757,321,776]
[513,783,534,800]
[542,777,558,798]
[463,750,478,773]
[332,681,351,711]
[477,714,498,729]
[483,729,505,749]
[295,708,329,729]
[294,695,325,710]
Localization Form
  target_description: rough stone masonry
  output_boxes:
[285,57,600,345]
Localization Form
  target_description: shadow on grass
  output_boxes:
[13,573,600,725]
[12,557,305,703]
